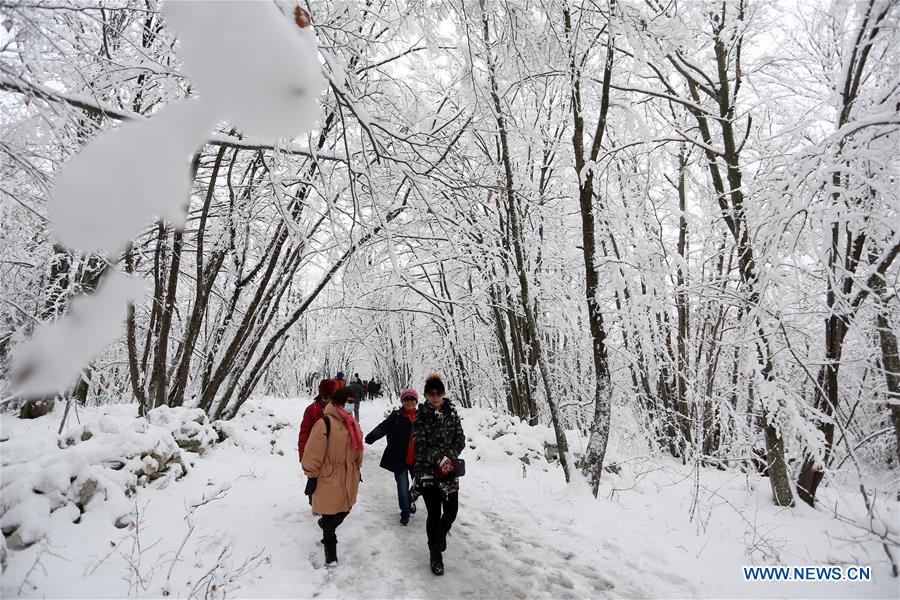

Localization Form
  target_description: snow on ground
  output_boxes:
[1,397,897,598]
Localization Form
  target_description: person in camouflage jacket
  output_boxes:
[412,373,465,576]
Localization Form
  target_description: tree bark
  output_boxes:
[564,1,615,496]
[168,144,231,407]
[479,0,569,480]
[125,242,149,416]
[675,146,693,451]
[796,0,892,505]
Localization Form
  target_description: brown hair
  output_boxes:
[332,387,352,407]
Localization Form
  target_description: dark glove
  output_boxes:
[364,434,374,445]
[304,477,317,497]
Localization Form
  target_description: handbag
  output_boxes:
[434,457,466,480]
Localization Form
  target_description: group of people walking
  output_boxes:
[297,373,465,576]
[328,371,384,420]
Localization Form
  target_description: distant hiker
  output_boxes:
[412,373,465,576]
[347,379,363,421]
[351,372,362,385]
[364,388,419,525]
[298,379,336,461]
[301,387,364,566]
[362,380,369,400]
[334,372,346,390]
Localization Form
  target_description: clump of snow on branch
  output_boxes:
[11,271,145,397]
[164,0,324,140]
[22,1,325,398]
[50,100,214,254]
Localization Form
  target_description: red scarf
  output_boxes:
[404,407,416,465]
[337,407,364,452]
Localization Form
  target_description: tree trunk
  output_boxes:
[795,0,892,507]
[124,242,149,416]
[657,12,795,505]
[675,146,693,450]
[564,1,615,496]
[169,144,231,407]
[479,0,569,480]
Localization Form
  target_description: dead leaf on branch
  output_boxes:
[294,7,311,29]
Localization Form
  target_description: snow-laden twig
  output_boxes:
[15,540,65,595]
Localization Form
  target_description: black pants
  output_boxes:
[420,486,458,550]
[319,511,349,544]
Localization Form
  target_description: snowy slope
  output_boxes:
[1,397,896,598]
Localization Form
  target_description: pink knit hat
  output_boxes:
[400,388,419,402]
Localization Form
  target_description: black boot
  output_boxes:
[429,546,444,576]
[439,527,448,552]
[324,541,338,565]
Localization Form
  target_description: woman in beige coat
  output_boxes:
[301,387,364,565]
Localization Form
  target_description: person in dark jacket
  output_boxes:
[412,373,465,576]
[364,388,419,525]
[346,379,363,421]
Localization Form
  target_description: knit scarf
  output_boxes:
[337,407,364,452]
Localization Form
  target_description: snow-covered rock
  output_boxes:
[18,398,55,420]
[212,399,292,453]
[464,408,556,471]
[1,407,188,550]
[146,405,217,455]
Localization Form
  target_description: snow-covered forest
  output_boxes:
[0,0,898,597]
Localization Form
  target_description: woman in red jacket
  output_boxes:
[298,378,336,461]
[301,387,364,565]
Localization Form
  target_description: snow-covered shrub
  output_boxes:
[212,399,292,453]
[463,408,556,471]
[1,414,187,550]
[146,405,217,454]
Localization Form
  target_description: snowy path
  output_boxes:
[3,396,896,599]
[217,398,632,599]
